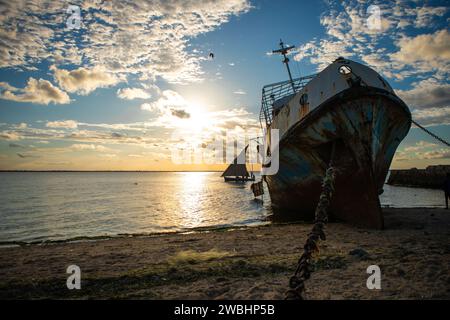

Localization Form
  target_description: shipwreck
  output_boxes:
[259,40,412,229]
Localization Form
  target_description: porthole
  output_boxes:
[339,65,352,75]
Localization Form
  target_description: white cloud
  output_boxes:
[395,77,450,126]
[51,65,121,95]
[100,153,117,158]
[396,79,450,110]
[142,90,188,113]
[418,149,450,160]
[411,107,450,127]
[390,29,450,70]
[70,144,110,152]
[0,0,251,87]
[0,131,21,140]
[0,78,70,105]
[413,6,447,28]
[233,90,246,95]
[404,141,438,152]
[117,87,151,100]
[140,103,153,111]
[292,1,448,79]
[46,120,78,129]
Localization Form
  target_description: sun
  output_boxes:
[177,100,212,132]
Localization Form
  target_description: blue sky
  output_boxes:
[0,0,449,170]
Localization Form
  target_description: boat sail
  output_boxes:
[221,146,255,182]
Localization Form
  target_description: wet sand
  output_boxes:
[0,208,449,299]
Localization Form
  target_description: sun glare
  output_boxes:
[178,101,212,132]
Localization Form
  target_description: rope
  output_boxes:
[412,120,450,147]
[285,143,336,300]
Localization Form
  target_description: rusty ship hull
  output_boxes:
[265,86,411,228]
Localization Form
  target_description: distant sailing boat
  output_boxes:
[221,145,255,182]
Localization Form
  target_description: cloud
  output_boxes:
[51,65,121,95]
[141,90,187,113]
[100,154,117,158]
[70,144,110,152]
[171,109,190,119]
[418,149,450,160]
[117,87,151,100]
[395,78,450,127]
[0,78,70,105]
[413,6,447,28]
[396,79,450,109]
[0,82,16,91]
[390,29,450,70]
[140,103,152,111]
[211,108,259,130]
[411,107,450,127]
[9,143,24,148]
[398,141,449,161]
[46,120,78,129]
[0,131,21,140]
[17,153,37,158]
[0,0,251,87]
[233,90,246,95]
[292,1,449,80]
[0,123,159,146]
[404,141,438,152]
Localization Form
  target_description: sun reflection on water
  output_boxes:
[177,172,209,228]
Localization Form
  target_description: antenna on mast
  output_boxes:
[272,39,296,91]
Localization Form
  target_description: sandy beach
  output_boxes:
[0,208,448,300]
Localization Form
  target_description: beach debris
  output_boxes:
[251,180,264,197]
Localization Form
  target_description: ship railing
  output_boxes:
[260,74,316,127]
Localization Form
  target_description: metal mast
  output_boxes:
[272,39,296,92]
